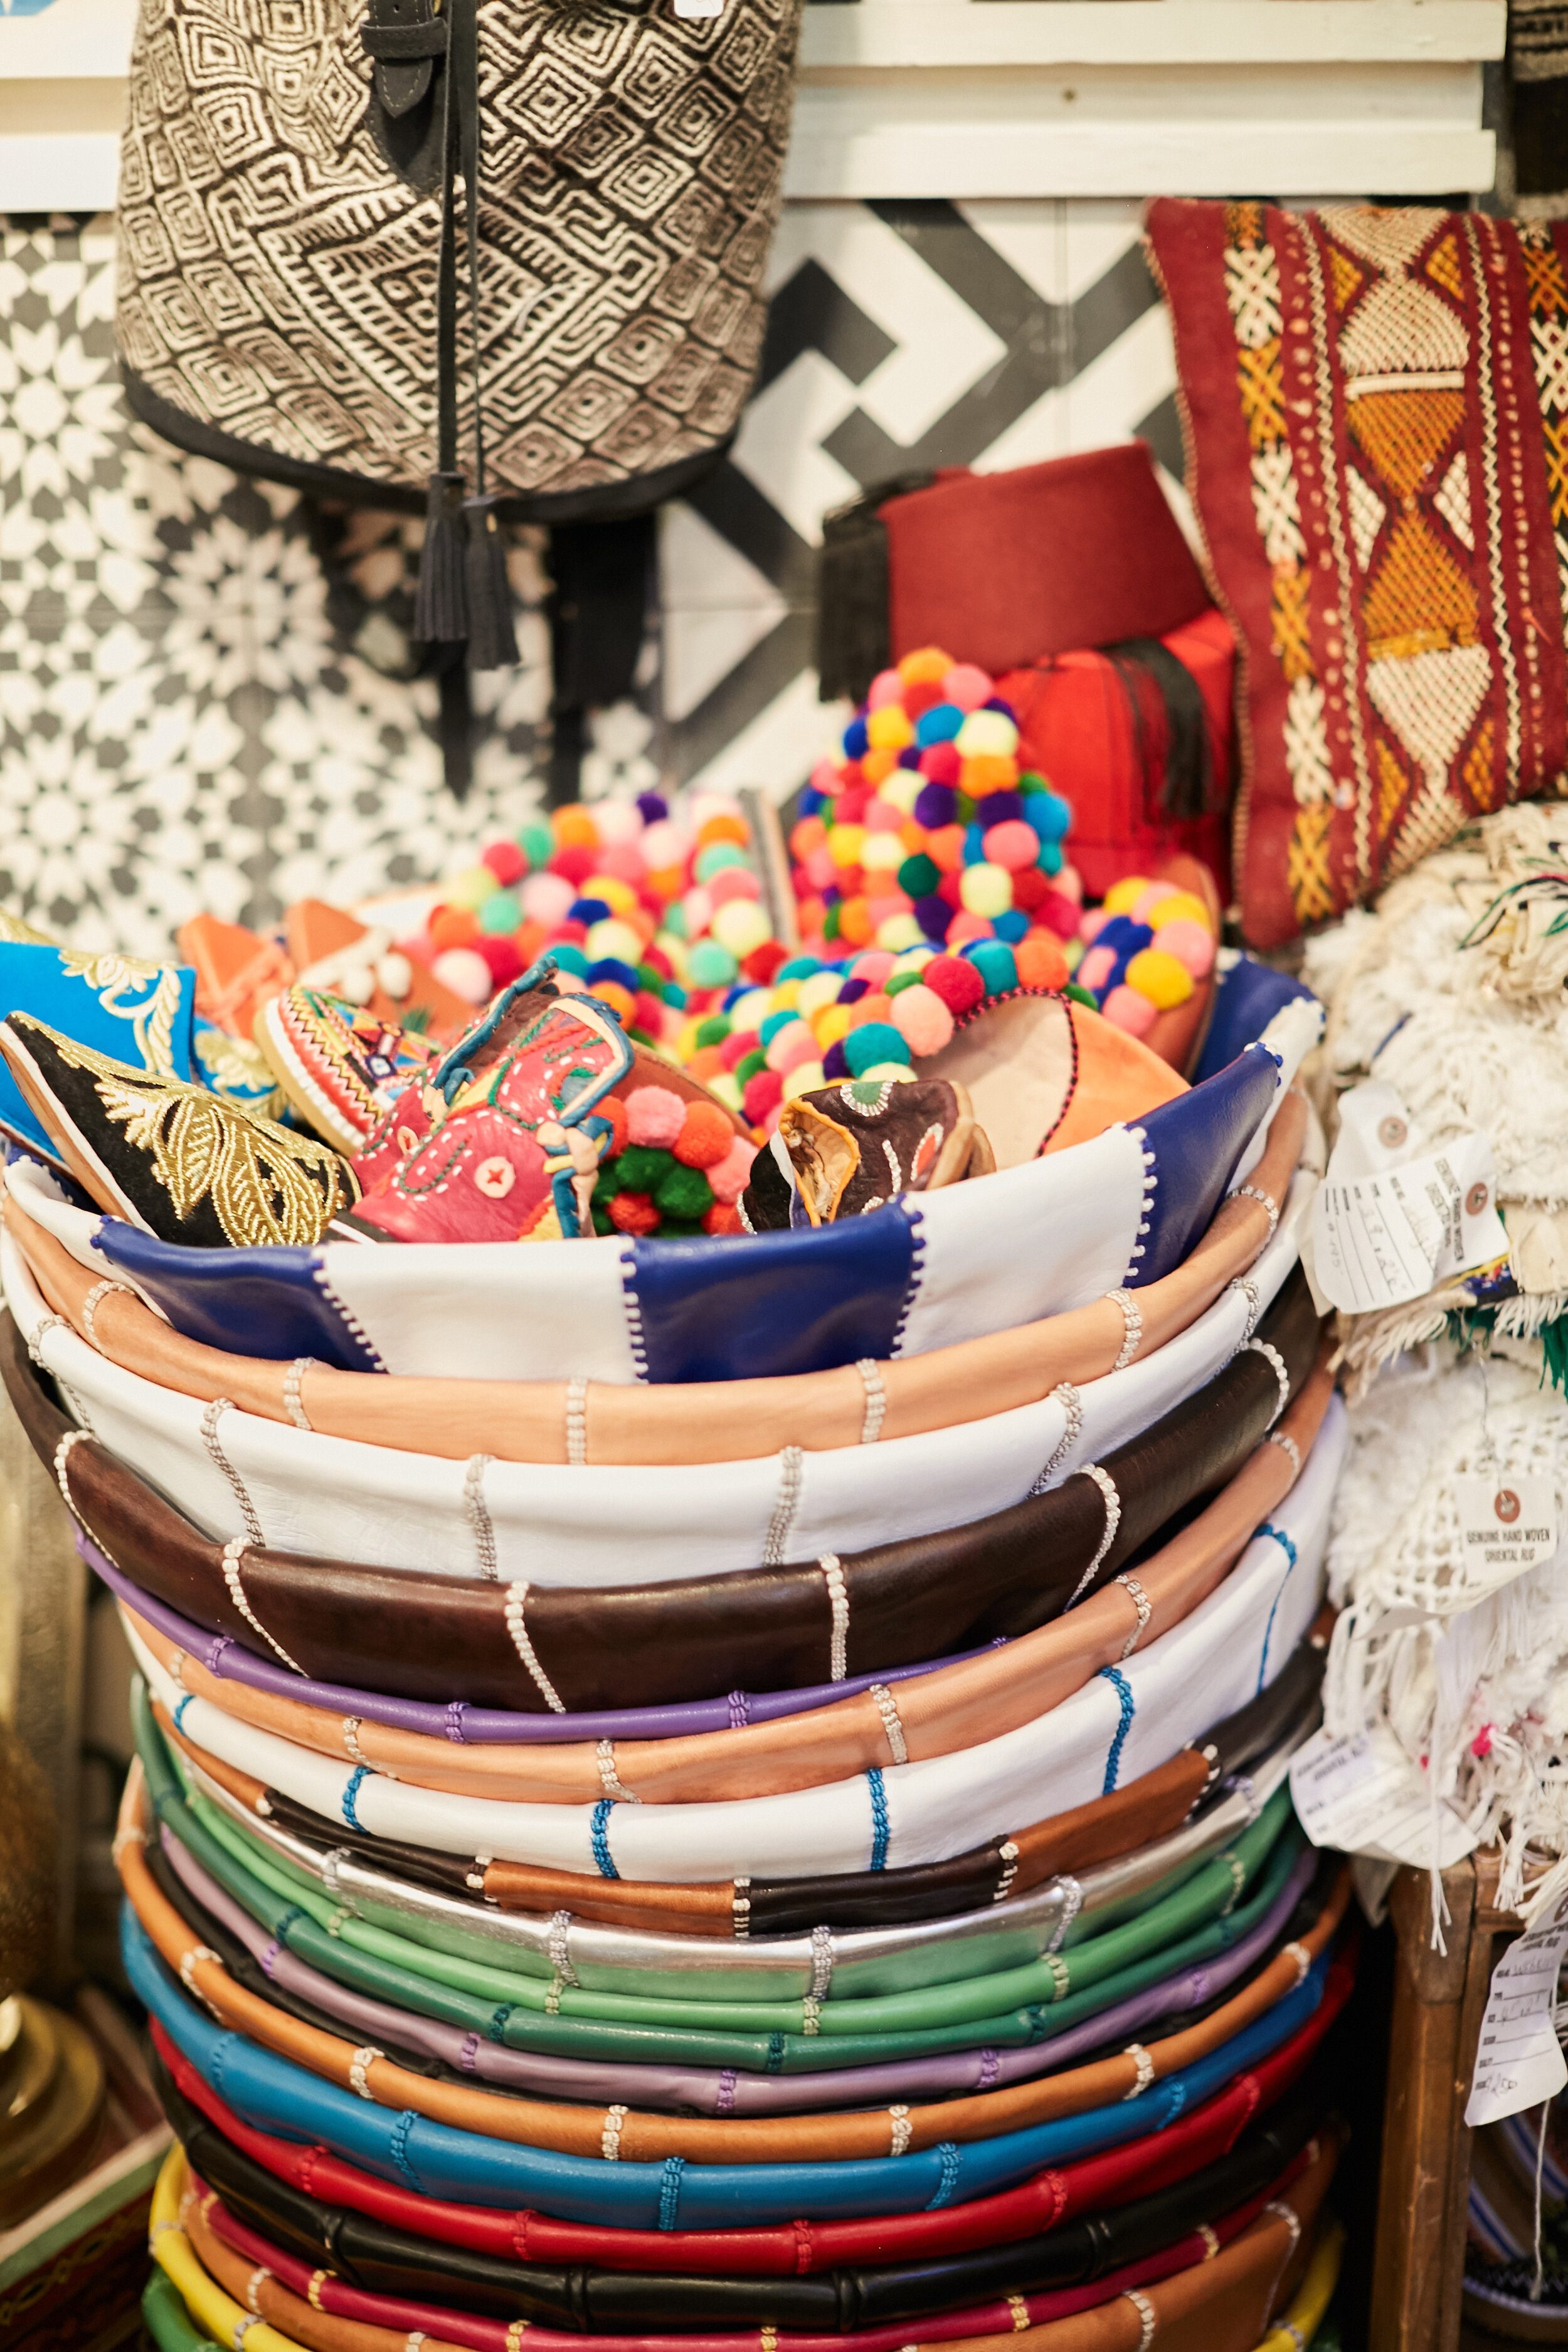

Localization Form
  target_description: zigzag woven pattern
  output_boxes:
[1148,199,1568,947]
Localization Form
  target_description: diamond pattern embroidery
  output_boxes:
[1250,444,1306,568]
[1283,675,1333,805]
[1223,244,1283,351]
[1532,314,1568,413]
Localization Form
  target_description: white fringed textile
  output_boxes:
[1302,807,1568,1390]
[1325,1345,1568,1916]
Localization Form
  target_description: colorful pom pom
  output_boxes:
[625,1086,687,1148]
[843,1021,911,1076]
[889,983,954,1056]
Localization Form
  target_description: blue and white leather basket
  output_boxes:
[3,1158,1316,1586]
[6,998,1322,1388]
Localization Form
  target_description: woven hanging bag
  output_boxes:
[114,0,801,709]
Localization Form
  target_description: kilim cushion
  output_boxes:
[1146,199,1568,946]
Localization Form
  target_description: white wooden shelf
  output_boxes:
[798,1,1505,70]
[0,0,1503,213]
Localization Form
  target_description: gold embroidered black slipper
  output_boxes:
[0,1015,358,1249]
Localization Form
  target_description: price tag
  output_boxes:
[1466,1885,1568,2128]
[1289,1724,1476,1868]
[1310,1132,1508,1315]
[1454,1474,1559,1577]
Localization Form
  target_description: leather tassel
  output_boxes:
[438,660,474,800]
[462,494,518,669]
[413,469,469,645]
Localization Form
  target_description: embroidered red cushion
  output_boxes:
[1146,198,1568,946]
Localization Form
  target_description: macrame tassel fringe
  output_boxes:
[463,495,518,670]
[415,470,469,645]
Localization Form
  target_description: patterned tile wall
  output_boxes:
[0,198,1176,952]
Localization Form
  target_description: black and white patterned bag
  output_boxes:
[115,0,801,772]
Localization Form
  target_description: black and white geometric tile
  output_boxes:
[0,198,1177,950]
[660,196,1180,795]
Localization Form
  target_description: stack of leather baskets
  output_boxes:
[0,991,1353,2352]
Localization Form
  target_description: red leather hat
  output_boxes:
[882,442,1211,674]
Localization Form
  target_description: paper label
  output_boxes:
[1454,1474,1559,1577]
[1310,1130,1509,1315]
[1330,1079,1421,1180]
[1466,1885,1568,2128]
[1289,1724,1477,1868]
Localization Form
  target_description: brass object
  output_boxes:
[0,1999,105,2228]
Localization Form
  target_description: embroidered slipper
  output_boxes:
[190,1019,286,1120]
[0,943,198,1172]
[0,1014,357,1249]
[339,988,634,1245]
[282,898,473,1043]
[347,960,744,1210]
[746,1076,988,1229]
[255,987,440,1157]
[174,914,294,1046]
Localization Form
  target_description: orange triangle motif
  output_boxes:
[1375,738,1412,832]
[1348,389,1465,501]
[1362,512,1480,652]
[1424,233,1466,306]
[1328,246,1368,314]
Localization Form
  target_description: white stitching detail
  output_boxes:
[1122,2043,1155,2099]
[463,1453,499,1579]
[1121,2288,1156,2349]
[1031,1381,1083,1491]
[1047,1877,1083,1953]
[1247,1338,1290,1426]
[502,1583,566,1713]
[566,1377,588,1466]
[992,1840,1019,1904]
[888,2104,912,2156]
[869,1683,908,1766]
[820,1555,849,1681]
[548,1910,580,1988]
[1229,1274,1263,1342]
[1064,1466,1121,1606]
[349,2045,382,2097]
[201,1399,265,1547]
[180,1944,219,1996]
[1112,1572,1152,1662]
[763,1448,803,1566]
[601,2104,628,2159]
[283,1357,315,1431]
[220,1537,306,1677]
[1268,1429,1301,1478]
[81,1276,130,1353]
[596,1740,640,1803]
[856,1359,886,1444]
[310,1259,389,1372]
[1264,2199,1303,2251]
[809,1923,834,2000]
[1105,1286,1142,1372]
